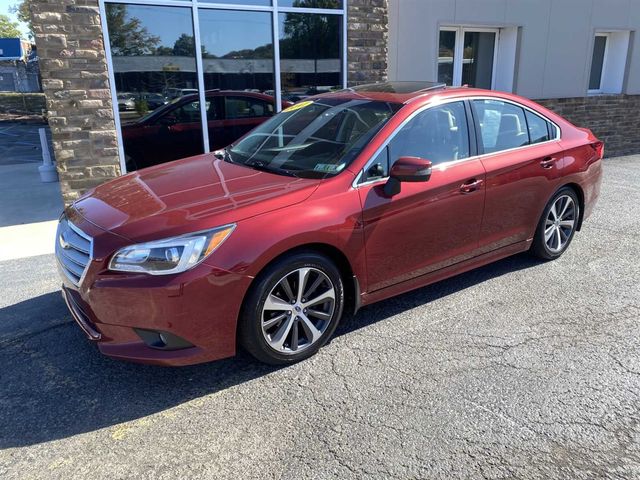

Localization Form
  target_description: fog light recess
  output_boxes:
[134,328,194,351]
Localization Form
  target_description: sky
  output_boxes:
[0,0,30,38]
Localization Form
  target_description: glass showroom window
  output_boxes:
[278,11,343,102]
[105,4,203,171]
[198,9,276,151]
[102,0,346,173]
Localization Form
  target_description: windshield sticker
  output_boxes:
[283,100,313,113]
[313,164,340,173]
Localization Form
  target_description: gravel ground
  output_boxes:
[0,156,639,479]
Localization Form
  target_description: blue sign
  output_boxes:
[0,38,24,60]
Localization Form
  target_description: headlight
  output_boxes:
[108,224,235,275]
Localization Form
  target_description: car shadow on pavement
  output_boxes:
[0,253,541,449]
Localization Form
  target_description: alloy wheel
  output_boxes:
[544,194,576,253]
[261,267,336,354]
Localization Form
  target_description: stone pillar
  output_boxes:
[30,0,121,206]
[347,0,388,86]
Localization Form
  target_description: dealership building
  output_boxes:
[30,0,640,205]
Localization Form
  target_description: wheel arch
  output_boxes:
[236,242,360,345]
[561,182,585,231]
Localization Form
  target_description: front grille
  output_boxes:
[55,216,92,287]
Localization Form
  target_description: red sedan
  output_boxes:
[56,82,603,366]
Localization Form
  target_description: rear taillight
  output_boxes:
[591,141,605,160]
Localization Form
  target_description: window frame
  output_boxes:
[355,96,561,188]
[588,33,610,94]
[99,0,348,175]
[524,109,553,146]
[438,26,500,89]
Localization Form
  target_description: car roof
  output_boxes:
[311,81,526,105]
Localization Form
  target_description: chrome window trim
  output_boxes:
[352,95,562,188]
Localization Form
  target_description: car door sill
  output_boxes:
[360,239,533,307]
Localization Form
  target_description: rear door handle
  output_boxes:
[460,178,483,194]
[540,157,555,169]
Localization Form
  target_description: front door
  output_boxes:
[357,101,486,292]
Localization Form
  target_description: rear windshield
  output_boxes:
[226,97,402,179]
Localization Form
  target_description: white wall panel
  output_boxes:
[592,0,631,30]
[388,0,454,81]
[626,1,640,94]
[388,0,640,99]
[504,0,552,98]
[454,0,506,26]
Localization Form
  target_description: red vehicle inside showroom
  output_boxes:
[55,82,603,366]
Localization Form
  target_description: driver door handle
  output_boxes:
[540,157,555,169]
[460,178,483,194]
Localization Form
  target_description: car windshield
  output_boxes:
[227,97,402,179]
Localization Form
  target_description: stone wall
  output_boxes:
[538,95,640,158]
[0,93,46,114]
[347,0,388,86]
[30,0,121,206]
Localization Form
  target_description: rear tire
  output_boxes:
[530,187,580,260]
[238,251,344,365]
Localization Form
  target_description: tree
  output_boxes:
[105,4,160,56]
[10,1,33,39]
[0,14,22,38]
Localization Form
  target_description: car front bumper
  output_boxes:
[58,252,253,366]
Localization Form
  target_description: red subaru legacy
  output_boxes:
[56,82,603,366]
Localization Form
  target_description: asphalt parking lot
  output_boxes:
[1,156,639,479]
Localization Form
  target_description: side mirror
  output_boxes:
[390,156,432,182]
[383,156,432,197]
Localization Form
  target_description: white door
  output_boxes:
[438,27,499,89]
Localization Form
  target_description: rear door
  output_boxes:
[358,100,486,292]
[471,99,562,253]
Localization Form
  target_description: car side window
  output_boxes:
[225,97,274,119]
[390,102,470,166]
[360,101,470,183]
[158,100,216,125]
[362,146,390,182]
[473,99,530,154]
[525,110,552,144]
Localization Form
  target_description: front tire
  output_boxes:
[238,252,344,365]
[530,187,580,260]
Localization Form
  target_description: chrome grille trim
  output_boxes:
[55,216,93,287]
[62,289,101,340]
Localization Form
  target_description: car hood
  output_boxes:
[72,154,320,242]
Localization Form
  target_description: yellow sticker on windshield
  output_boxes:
[282,100,313,112]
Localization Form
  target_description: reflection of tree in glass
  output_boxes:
[155,34,207,57]
[205,44,274,60]
[281,0,340,59]
[106,5,160,56]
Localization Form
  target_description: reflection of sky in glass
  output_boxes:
[109,4,273,56]
[199,0,271,5]
[111,4,194,49]
[199,10,272,58]
[278,0,342,7]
